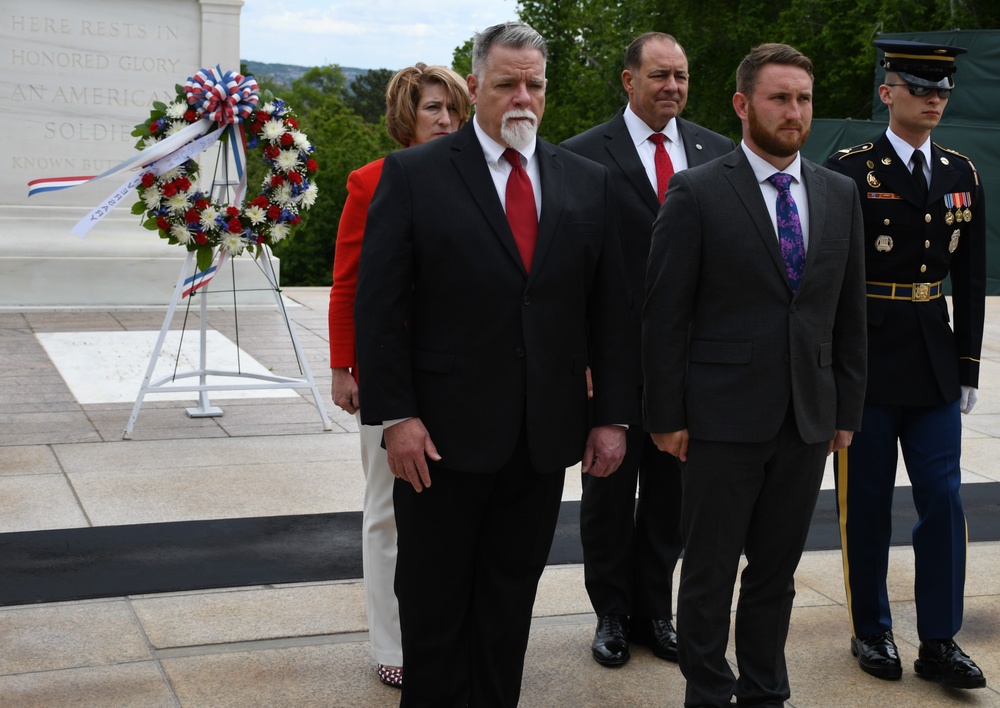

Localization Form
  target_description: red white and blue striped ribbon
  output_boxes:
[181,249,229,298]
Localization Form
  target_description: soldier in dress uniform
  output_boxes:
[826,39,987,689]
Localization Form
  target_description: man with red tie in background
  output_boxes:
[562,31,734,668]
[355,21,632,707]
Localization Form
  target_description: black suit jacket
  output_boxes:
[562,112,735,411]
[355,122,633,473]
[825,133,985,406]
[643,148,867,444]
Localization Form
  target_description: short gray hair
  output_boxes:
[471,22,547,78]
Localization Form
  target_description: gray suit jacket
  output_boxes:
[642,147,867,445]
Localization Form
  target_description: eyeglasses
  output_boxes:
[885,83,953,99]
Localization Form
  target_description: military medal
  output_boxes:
[954,192,965,222]
[949,229,961,253]
[944,192,955,225]
[875,235,893,252]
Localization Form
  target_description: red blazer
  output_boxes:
[328,158,385,378]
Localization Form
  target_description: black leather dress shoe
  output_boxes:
[629,616,678,662]
[914,639,987,689]
[851,631,902,679]
[591,615,630,667]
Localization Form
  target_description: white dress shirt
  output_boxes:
[623,104,689,194]
[740,142,810,252]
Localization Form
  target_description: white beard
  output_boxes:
[500,109,538,152]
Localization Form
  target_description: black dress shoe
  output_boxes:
[591,615,630,667]
[629,616,678,662]
[914,639,987,689]
[851,631,902,679]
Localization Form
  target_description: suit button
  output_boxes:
[925,213,932,223]
[883,219,891,226]
[925,240,931,248]
[523,296,531,306]
[920,264,928,273]
[515,347,525,357]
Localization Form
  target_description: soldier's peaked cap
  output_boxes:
[874,39,967,90]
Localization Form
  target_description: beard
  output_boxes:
[747,102,811,158]
[500,109,539,152]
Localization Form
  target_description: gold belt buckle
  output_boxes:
[912,283,931,302]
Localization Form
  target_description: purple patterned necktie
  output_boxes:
[767,172,805,293]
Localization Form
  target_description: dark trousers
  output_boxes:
[835,400,965,641]
[393,430,565,708]
[580,415,682,619]
[677,412,827,707]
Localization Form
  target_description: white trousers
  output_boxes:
[358,413,403,666]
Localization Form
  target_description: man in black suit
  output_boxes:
[826,40,986,689]
[354,21,632,707]
[643,43,867,706]
[562,31,735,668]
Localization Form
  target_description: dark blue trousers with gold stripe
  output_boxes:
[834,401,966,641]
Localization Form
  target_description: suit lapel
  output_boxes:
[873,134,923,207]
[603,113,660,214]
[533,139,564,279]
[449,124,526,273]
[724,151,790,287]
[677,118,710,168]
[799,160,827,289]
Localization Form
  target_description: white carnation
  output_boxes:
[143,187,162,210]
[245,205,267,225]
[291,131,310,150]
[167,193,190,213]
[300,183,319,208]
[276,150,300,171]
[170,224,192,244]
[269,222,290,243]
[222,233,245,255]
[262,119,285,141]
[272,182,293,206]
[166,101,188,120]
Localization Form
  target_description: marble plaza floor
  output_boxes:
[1,288,1000,707]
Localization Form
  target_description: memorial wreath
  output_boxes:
[130,67,319,271]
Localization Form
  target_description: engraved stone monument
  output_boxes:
[0,0,273,306]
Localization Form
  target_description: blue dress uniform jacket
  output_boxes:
[826,134,986,406]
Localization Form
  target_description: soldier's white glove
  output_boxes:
[960,385,978,415]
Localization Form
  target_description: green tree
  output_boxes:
[346,68,395,123]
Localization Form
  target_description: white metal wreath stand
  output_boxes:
[122,246,332,439]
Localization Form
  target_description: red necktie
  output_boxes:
[503,148,538,272]
[648,133,675,203]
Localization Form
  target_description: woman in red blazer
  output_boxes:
[328,63,471,689]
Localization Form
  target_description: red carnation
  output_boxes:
[226,206,240,217]
[288,171,303,185]
[252,195,270,208]
[162,183,178,198]
[290,214,301,225]
[270,174,286,187]
[184,110,198,123]
[195,199,210,210]
[195,232,208,245]
[280,133,294,147]
[285,118,298,129]
[174,177,192,192]
[267,205,281,220]
[148,122,158,134]
[306,159,318,172]
[227,218,243,233]
[184,209,200,224]
[141,172,155,188]
[156,216,170,230]
[264,145,280,159]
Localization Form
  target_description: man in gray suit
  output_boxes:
[562,32,734,668]
[643,43,867,706]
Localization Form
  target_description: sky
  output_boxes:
[239,0,521,71]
